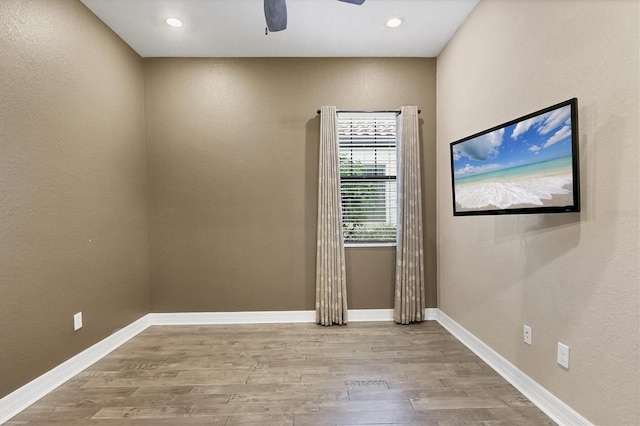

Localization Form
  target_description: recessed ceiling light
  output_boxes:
[386,17,403,28]
[165,18,183,28]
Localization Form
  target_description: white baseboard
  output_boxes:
[0,315,152,424]
[149,309,428,325]
[1,308,590,426]
[148,310,316,325]
[424,307,439,320]
[435,310,592,426]
[349,309,393,321]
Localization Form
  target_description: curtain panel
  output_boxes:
[394,105,425,324]
[316,106,348,326]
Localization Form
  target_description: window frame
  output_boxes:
[337,112,398,247]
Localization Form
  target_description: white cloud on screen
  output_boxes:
[456,129,504,161]
[454,163,502,177]
[511,116,544,139]
[538,106,571,135]
[511,104,572,139]
[543,125,572,147]
[529,145,541,152]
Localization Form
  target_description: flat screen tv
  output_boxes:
[450,98,580,216]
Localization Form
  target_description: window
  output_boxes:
[338,112,397,244]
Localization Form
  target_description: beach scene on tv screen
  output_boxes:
[452,104,575,212]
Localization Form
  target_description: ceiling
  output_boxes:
[80,0,479,58]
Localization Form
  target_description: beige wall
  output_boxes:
[436,1,639,424]
[143,58,437,312]
[0,0,149,397]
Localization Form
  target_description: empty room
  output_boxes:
[1,0,638,425]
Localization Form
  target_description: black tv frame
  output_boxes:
[450,98,580,216]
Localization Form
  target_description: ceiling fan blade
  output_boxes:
[264,0,287,32]
[338,0,366,4]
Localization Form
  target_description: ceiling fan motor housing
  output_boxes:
[264,0,287,32]
[264,0,364,33]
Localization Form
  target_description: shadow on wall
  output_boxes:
[519,213,582,274]
[475,213,582,278]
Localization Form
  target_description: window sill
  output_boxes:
[344,243,397,248]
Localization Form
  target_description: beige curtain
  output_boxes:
[394,105,425,324]
[316,106,348,326]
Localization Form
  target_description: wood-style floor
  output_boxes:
[6,321,555,425]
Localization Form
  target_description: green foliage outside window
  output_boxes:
[340,154,396,243]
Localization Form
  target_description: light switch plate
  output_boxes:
[557,342,569,369]
[73,312,83,331]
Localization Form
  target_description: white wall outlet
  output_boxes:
[557,342,570,369]
[523,325,532,345]
[73,312,83,331]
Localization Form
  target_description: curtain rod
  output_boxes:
[316,109,421,115]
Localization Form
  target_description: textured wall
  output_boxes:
[436,0,639,424]
[143,58,437,312]
[0,0,149,397]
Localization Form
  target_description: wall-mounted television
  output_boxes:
[450,98,580,216]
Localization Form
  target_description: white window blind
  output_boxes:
[338,112,397,244]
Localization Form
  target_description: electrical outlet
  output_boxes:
[73,312,83,331]
[523,325,532,345]
[557,342,569,369]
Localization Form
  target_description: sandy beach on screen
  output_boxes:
[455,177,574,212]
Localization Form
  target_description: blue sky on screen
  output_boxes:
[453,105,573,178]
